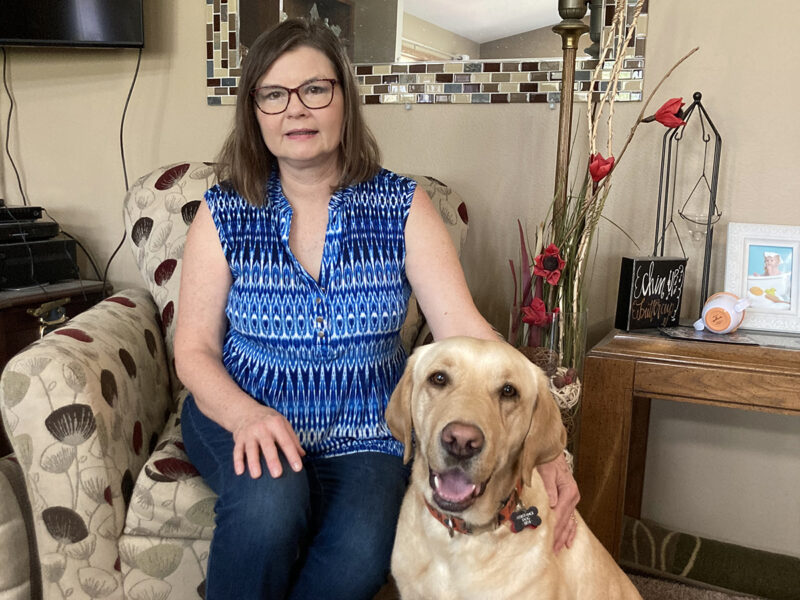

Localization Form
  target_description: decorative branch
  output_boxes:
[509,0,697,376]
[613,46,700,170]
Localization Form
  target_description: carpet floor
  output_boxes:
[627,570,761,599]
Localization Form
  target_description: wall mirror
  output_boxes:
[205,0,648,106]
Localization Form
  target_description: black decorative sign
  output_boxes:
[615,257,688,330]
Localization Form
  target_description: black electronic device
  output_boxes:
[0,236,79,289]
[0,206,44,222]
[0,221,60,244]
[0,0,144,48]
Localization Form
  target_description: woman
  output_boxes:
[174,18,579,600]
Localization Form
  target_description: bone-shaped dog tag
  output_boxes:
[510,506,541,533]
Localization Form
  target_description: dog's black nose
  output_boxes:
[441,422,484,459]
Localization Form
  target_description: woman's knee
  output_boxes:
[214,460,311,547]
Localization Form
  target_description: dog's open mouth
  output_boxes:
[429,468,488,512]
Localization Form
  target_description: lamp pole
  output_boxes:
[552,0,589,222]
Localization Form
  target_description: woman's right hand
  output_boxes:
[232,404,306,478]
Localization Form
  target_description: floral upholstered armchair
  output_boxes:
[0,162,470,600]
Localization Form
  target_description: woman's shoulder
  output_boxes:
[341,169,416,219]
[204,182,262,227]
[206,180,236,199]
[205,181,250,207]
[356,168,417,194]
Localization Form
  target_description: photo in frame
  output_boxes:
[724,222,800,332]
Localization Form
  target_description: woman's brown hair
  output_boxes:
[214,19,382,205]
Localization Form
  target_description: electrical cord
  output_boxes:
[2,48,91,297]
[0,206,95,297]
[120,46,142,192]
[0,207,53,294]
[1,48,46,293]
[102,46,143,296]
[39,207,103,283]
[2,47,29,206]
[60,231,101,280]
[1,47,141,296]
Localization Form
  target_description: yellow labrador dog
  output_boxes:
[386,337,641,600]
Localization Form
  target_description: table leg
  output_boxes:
[575,354,635,558]
[624,396,651,519]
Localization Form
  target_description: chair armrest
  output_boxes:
[0,288,171,599]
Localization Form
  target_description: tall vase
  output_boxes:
[509,309,588,461]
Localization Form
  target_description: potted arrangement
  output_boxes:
[509,0,697,453]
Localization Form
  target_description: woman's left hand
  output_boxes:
[537,451,581,553]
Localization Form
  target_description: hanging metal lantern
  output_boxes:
[652,91,722,314]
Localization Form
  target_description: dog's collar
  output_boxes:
[424,480,542,537]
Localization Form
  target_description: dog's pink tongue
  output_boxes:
[436,470,476,502]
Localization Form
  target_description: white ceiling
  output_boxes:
[403,0,561,44]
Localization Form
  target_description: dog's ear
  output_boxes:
[521,368,567,486]
[386,350,420,464]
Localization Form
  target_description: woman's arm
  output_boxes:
[404,184,579,551]
[174,202,304,478]
[404,186,498,342]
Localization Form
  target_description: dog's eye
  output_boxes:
[500,384,518,398]
[429,371,448,386]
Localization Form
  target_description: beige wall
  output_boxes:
[480,21,575,60]
[401,13,479,60]
[1,0,798,558]
[0,1,232,291]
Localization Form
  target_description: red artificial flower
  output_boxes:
[652,98,686,128]
[589,153,615,183]
[521,298,552,327]
[534,244,566,285]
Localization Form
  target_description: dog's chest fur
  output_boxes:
[392,490,566,600]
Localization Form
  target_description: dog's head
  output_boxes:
[386,337,566,522]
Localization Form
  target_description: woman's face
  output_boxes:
[253,45,344,172]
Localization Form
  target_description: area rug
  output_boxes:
[620,515,800,600]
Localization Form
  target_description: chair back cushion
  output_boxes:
[123,163,217,396]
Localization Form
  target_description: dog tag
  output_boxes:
[509,506,541,533]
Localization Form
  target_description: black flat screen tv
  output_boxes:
[0,0,144,48]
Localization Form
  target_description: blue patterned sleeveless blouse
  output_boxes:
[205,168,415,458]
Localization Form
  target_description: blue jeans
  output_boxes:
[181,396,409,600]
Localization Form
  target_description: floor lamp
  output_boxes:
[552,0,589,218]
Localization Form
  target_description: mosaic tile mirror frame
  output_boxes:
[206,0,648,107]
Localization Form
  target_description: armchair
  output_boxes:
[0,162,469,599]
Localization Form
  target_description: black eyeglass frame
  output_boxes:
[249,78,338,115]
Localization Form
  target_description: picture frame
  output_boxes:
[724,222,800,332]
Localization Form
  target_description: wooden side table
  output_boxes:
[574,328,800,558]
[0,279,110,456]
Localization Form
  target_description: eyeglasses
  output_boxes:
[250,78,338,115]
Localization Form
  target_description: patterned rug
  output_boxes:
[620,516,800,600]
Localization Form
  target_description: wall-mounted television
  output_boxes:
[0,0,144,49]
